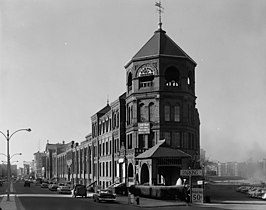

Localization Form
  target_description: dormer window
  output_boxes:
[165,66,180,87]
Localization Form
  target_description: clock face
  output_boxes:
[138,64,155,77]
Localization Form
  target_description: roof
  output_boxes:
[136,140,191,159]
[97,104,111,116]
[126,28,196,66]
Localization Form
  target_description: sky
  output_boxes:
[0,0,265,167]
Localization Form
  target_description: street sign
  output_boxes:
[180,169,203,176]
[192,188,203,204]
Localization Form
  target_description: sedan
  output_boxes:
[57,185,72,194]
[49,183,59,191]
[93,189,116,203]
[41,183,49,188]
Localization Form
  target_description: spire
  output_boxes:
[107,95,109,105]
[155,1,164,30]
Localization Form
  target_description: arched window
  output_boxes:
[165,66,180,87]
[164,104,170,121]
[113,113,116,128]
[138,65,154,88]
[174,105,181,122]
[127,72,132,91]
[148,102,155,122]
[188,71,193,88]
[139,103,146,122]
[106,119,109,132]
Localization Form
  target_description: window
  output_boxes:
[139,103,146,122]
[188,71,193,88]
[99,144,102,156]
[128,134,132,149]
[127,106,130,125]
[131,106,133,124]
[127,72,132,91]
[114,161,117,177]
[103,162,105,176]
[164,105,170,121]
[174,105,181,122]
[165,66,180,87]
[99,163,102,176]
[109,161,112,177]
[113,113,116,128]
[106,119,109,132]
[114,139,117,153]
[99,123,101,135]
[164,132,171,145]
[148,103,155,122]
[172,132,181,148]
[183,133,188,149]
[138,65,154,88]
[117,112,119,128]
[106,162,108,177]
[117,138,120,152]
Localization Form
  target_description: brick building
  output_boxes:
[43,23,200,188]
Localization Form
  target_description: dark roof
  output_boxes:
[136,140,191,159]
[97,104,111,116]
[127,28,196,66]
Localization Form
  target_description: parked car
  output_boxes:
[109,182,127,195]
[41,183,49,188]
[49,183,59,191]
[57,185,71,194]
[73,184,87,198]
[253,188,266,198]
[24,180,31,187]
[93,189,116,203]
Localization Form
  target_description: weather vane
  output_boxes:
[155,1,164,29]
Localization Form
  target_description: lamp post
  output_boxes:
[0,128,31,201]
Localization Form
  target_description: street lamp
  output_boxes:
[0,128,31,201]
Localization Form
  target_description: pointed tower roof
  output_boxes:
[126,28,196,67]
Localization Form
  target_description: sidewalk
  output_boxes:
[0,182,18,210]
[116,195,187,208]
[0,195,17,210]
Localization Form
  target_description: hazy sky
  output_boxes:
[0,0,265,167]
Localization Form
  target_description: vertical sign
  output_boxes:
[192,188,203,204]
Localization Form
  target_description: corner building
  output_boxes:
[93,26,200,188]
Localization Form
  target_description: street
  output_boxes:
[1,181,266,210]
[1,181,217,210]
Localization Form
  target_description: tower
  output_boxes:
[124,20,200,185]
